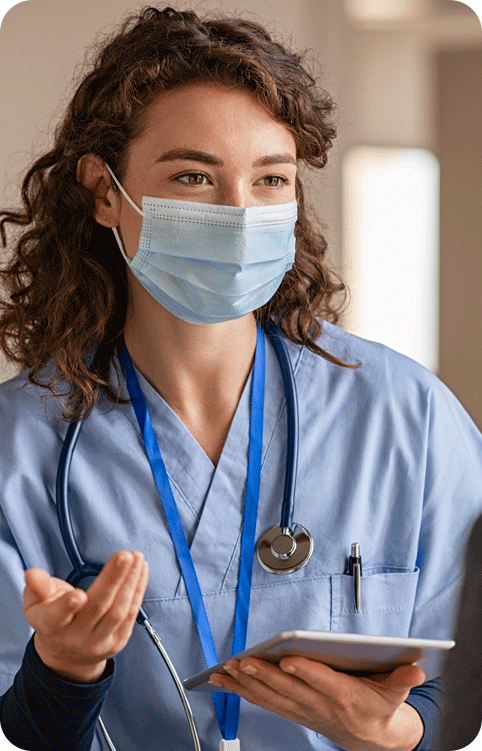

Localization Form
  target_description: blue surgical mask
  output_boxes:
[106,164,297,325]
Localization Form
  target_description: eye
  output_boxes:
[176,172,210,185]
[260,175,288,188]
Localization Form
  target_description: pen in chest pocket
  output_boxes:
[349,542,362,613]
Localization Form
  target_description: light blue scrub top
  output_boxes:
[1,322,482,751]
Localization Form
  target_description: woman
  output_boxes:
[0,6,481,751]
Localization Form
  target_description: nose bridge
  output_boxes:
[218,169,254,208]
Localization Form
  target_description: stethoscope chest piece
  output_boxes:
[257,524,313,574]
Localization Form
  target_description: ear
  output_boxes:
[76,154,119,227]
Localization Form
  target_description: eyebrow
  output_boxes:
[156,149,297,168]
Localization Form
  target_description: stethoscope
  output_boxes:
[54,320,313,750]
[255,321,313,574]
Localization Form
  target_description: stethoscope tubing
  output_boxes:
[55,420,85,574]
[56,419,151,621]
[265,320,299,532]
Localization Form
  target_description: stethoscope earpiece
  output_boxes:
[257,523,313,574]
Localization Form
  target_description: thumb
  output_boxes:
[24,568,53,604]
[369,663,426,692]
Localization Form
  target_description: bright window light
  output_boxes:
[342,146,439,372]
[344,0,428,22]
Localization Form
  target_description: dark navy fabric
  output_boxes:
[0,636,114,751]
[406,678,444,751]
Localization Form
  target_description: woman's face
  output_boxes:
[115,82,298,260]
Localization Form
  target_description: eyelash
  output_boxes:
[175,172,288,187]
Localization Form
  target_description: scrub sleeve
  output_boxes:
[0,636,114,751]
[0,638,440,751]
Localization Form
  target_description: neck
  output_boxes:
[123,279,258,464]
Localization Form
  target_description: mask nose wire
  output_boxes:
[104,162,145,264]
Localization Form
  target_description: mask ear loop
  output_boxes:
[104,163,145,264]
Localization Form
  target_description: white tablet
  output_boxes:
[183,630,455,692]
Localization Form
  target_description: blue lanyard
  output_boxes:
[117,325,265,741]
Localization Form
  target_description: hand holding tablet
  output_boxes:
[184,630,454,691]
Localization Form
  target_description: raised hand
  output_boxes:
[23,550,148,683]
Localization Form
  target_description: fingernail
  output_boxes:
[281,664,297,674]
[240,664,257,675]
[209,677,222,687]
[117,551,132,565]
[224,662,239,678]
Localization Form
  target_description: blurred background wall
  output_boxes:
[0,0,481,424]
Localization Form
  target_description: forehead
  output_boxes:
[131,82,297,159]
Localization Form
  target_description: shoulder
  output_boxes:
[289,321,482,445]
[315,321,434,378]
[290,320,441,396]
[0,360,128,454]
[0,371,67,476]
[0,367,63,428]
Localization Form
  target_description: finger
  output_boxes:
[24,568,53,605]
[47,589,89,629]
[125,558,149,624]
[77,550,134,627]
[225,659,313,713]
[279,656,345,695]
[24,571,75,607]
[26,587,88,632]
[279,657,425,706]
[86,551,134,599]
[111,558,149,645]
[93,552,146,640]
[210,662,308,721]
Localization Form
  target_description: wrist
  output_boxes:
[380,703,425,751]
[33,633,108,684]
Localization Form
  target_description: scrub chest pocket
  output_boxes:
[247,567,421,640]
[331,567,420,636]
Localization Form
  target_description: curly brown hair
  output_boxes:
[0,5,352,421]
